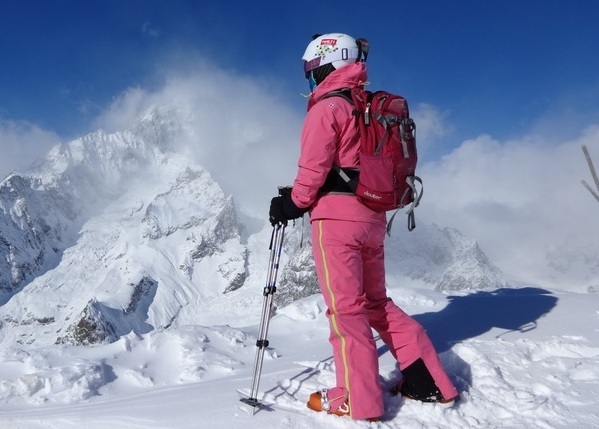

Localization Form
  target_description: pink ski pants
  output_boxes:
[311,219,457,420]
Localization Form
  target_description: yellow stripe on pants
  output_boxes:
[317,220,351,396]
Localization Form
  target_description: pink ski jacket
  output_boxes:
[291,62,386,225]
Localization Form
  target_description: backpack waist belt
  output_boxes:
[318,166,359,195]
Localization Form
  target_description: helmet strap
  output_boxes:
[356,38,369,63]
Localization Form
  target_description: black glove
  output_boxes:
[269,187,307,226]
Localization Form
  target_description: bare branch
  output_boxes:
[582,144,599,193]
[581,179,599,203]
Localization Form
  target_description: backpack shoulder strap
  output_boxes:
[321,88,353,104]
[317,88,361,197]
[321,88,365,119]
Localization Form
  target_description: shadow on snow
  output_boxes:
[412,286,558,353]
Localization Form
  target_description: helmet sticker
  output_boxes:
[320,38,338,47]
[314,38,339,58]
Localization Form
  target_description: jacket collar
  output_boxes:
[307,63,368,111]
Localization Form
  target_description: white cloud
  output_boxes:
[93,60,303,219]
[5,55,597,291]
[142,22,160,38]
[93,87,150,132]
[0,121,62,180]
[418,127,599,290]
[411,102,452,153]
[91,63,599,290]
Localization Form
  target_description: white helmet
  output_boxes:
[302,33,367,77]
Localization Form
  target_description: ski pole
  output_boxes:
[241,206,287,412]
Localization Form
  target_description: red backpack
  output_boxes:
[322,88,423,231]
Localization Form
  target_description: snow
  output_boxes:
[0,283,597,428]
[0,105,598,428]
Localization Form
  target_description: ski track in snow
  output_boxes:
[0,288,597,429]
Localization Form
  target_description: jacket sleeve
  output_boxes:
[291,99,347,209]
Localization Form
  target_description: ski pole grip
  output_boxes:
[278,186,292,197]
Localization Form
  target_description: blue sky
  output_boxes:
[2,1,598,144]
[1,1,599,286]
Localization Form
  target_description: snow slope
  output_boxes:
[0,283,597,428]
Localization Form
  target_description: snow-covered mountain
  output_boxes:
[1,106,598,429]
[0,108,182,300]
[0,106,507,349]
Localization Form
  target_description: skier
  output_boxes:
[269,33,458,421]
